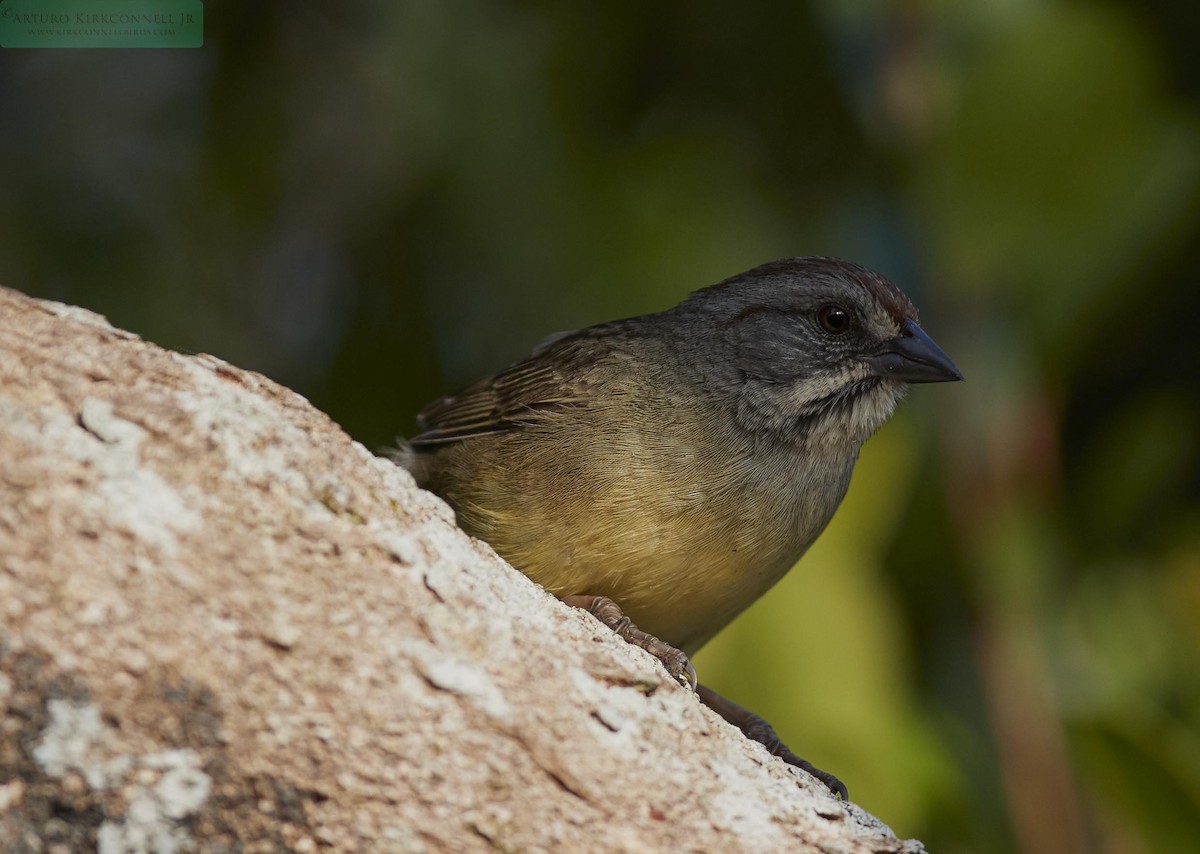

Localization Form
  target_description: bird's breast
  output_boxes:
[473,421,856,655]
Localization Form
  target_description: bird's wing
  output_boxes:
[410,331,602,447]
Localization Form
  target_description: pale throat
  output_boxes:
[800,378,906,452]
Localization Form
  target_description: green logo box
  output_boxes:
[0,0,202,48]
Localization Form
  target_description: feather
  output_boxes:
[410,330,607,447]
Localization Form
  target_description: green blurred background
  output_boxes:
[3,1,1198,850]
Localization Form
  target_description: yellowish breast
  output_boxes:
[450,413,854,654]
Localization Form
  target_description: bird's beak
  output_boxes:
[868,320,963,383]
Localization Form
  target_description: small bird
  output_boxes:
[400,257,962,799]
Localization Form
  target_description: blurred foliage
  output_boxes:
[2,1,1198,850]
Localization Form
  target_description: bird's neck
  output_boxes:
[731,376,906,454]
[794,379,906,454]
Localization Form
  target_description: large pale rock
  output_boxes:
[0,286,924,852]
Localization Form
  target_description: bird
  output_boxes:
[398,257,962,798]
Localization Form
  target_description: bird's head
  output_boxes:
[676,257,962,445]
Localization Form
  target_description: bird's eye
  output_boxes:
[817,304,851,335]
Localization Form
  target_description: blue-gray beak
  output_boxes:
[868,320,963,383]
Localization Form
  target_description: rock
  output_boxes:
[0,286,924,853]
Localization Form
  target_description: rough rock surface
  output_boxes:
[0,286,926,853]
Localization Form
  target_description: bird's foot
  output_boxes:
[697,684,848,800]
[562,594,697,691]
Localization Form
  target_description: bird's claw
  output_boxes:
[697,684,849,800]
[657,645,698,691]
[562,594,697,692]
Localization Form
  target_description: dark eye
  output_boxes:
[817,304,851,335]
